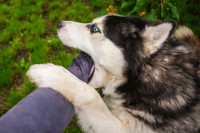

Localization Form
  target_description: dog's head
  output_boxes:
[57,15,176,89]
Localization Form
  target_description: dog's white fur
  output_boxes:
[27,16,159,133]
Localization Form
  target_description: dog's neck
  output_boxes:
[103,68,127,97]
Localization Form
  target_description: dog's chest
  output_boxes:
[103,95,157,133]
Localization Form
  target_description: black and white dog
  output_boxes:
[27,15,200,133]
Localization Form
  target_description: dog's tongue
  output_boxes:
[89,65,95,78]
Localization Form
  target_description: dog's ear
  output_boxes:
[143,20,176,55]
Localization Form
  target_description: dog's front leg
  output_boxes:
[27,63,125,133]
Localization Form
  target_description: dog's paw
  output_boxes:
[27,63,69,88]
[27,63,96,105]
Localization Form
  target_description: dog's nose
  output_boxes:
[57,21,65,29]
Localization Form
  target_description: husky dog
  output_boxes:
[27,15,200,133]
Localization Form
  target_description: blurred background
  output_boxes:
[0,0,199,132]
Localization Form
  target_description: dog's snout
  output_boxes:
[57,21,66,29]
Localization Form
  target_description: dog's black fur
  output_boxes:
[103,15,200,133]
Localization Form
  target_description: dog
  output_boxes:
[27,15,200,133]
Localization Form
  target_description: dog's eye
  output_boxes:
[87,24,101,34]
[91,26,101,33]
[93,26,99,32]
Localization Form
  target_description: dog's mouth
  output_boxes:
[85,52,95,83]
[56,25,95,81]
[78,51,95,83]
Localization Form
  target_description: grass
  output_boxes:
[0,0,199,133]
